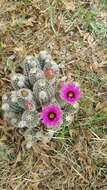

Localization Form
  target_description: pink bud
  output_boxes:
[25,100,33,110]
[44,69,55,80]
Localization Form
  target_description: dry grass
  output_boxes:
[0,0,107,189]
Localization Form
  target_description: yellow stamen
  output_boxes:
[68,92,73,98]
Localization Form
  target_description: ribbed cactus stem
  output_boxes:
[38,50,52,69]
[21,110,39,128]
[29,68,45,85]
[24,56,40,77]
[10,73,29,89]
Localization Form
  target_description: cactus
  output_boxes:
[10,73,30,89]
[2,50,81,147]
[18,110,39,130]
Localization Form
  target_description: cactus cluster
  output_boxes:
[2,51,81,147]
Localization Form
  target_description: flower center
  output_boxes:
[67,91,74,98]
[48,112,56,120]
[21,90,29,97]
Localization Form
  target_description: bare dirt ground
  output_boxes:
[0,0,107,190]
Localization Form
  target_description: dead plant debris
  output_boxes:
[0,0,107,190]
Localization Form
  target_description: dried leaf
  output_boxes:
[31,172,39,180]
[25,17,36,27]
[102,74,107,80]
[14,44,27,57]
[0,79,4,88]
[14,151,21,166]
[95,101,107,112]
[64,0,75,11]
[32,0,40,8]
[0,21,8,33]
[29,184,40,190]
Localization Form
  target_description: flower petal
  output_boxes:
[40,104,63,127]
[60,83,81,105]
